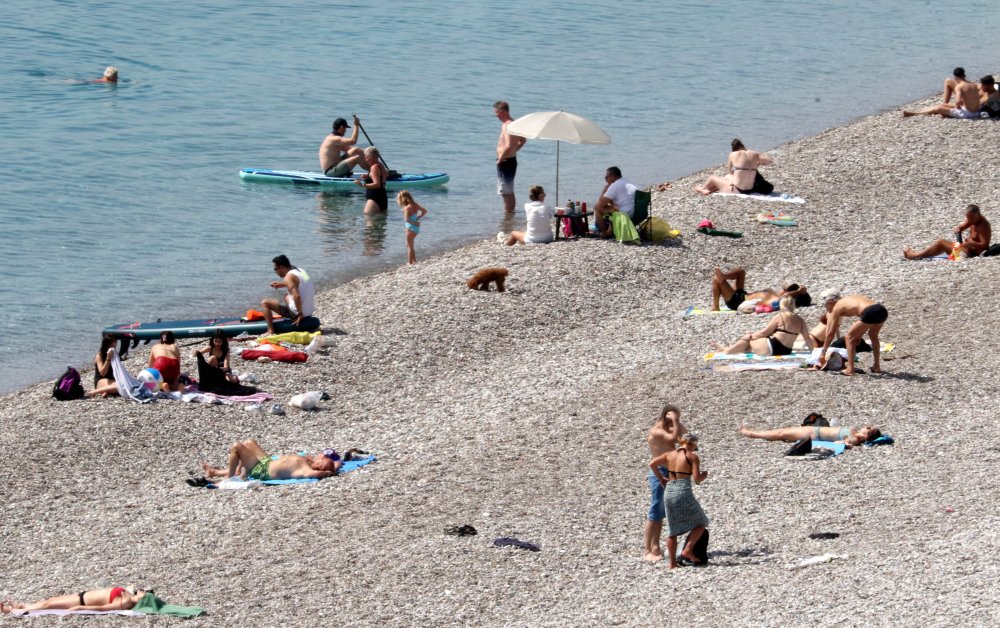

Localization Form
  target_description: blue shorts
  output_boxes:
[647,467,667,521]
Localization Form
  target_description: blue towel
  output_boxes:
[811,440,847,457]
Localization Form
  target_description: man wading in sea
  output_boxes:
[494,101,526,213]
[319,114,365,177]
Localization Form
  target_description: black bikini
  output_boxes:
[364,167,389,212]
[768,314,797,356]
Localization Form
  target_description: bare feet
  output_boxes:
[668,560,679,569]
[902,110,916,117]
[710,341,725,351]
[643,552,663,563]
[693,185,710,196]
[902,247,919,259]
[680,550,702,565]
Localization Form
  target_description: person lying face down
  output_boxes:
[739,423,882,449]
[201,439,343,481]
[2,585,148,614]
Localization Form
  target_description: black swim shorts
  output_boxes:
[859,303,888,325]
[725,288,747,311]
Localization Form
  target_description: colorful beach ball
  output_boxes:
[137,368,162,390]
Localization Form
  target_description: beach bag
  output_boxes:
[752,172,774,195]
[52,366,85,401]
[785,437,812,457]
[690,529,709,564]
[637,217,680,242]
[801,412,829,428]
[608,212,640,244]
[982,243,1000,257]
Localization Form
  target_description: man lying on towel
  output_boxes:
[202,439,341,481]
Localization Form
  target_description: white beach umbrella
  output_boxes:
[506,110,612,203]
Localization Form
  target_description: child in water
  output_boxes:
[396,190,428,265]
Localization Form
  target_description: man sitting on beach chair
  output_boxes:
[710,267,811,312]
[593,166,637,238]
[904,204,991,260]
[201,439,342,482]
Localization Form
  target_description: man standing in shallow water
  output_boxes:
[494,101,526,213]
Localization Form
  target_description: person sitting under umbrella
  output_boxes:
[594,166,637,238]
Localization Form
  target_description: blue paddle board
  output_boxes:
[239,168,449,190]
[103,316,320,341]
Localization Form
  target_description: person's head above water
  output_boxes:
[102,66,118,82]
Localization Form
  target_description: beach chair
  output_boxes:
[632,189,652,240]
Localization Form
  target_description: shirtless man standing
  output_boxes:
[904,204,991,260]
[643,405,687,563]
[815,291,888,376]
[904,75,985,119]
[319,114,364,177]
[494,101,526,213]
[202,439,342,481]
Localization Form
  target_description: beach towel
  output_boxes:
[240,348,308,363]
[259,330,322,345]
[755,212,798,226]
[682,305,736,318]
[11,593,204,618]
[712,191,805,204]
[906,253,951,261]
[108,349,155,403]
[608,212,640,244]
[205,454,377,489]
[713,361,803,372]
[704,351,812,361]
[161,390,272,405]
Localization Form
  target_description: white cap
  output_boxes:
[820,288,841,303]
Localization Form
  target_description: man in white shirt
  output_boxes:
[594,166,637,238]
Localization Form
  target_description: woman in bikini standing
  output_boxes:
[694,138,773,195]
[2,586,148,614]
[712,296,814,356]
[649,433,709,569]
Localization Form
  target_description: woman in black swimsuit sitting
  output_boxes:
[355,146,388,215]
[712,296,814,356]
[91,334,118,397]
[693,138,773,195]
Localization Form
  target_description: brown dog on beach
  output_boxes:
[466,267,508,292]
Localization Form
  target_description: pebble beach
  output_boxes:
[3,92,1000,625]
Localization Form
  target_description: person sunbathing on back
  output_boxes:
[201,439,341,481]
[739,423,882,449]
[904,204,991,260]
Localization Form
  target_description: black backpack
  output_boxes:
[801,412,830,427]
[984,97,1000,119]
[690,529,710,564]
[52,366,85,401]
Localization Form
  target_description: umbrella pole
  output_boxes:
[555,140,560,205]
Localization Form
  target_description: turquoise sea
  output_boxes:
[2,0,999,394]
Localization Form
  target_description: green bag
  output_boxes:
[609,212,640,244]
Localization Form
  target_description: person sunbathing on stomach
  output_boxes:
[2,586,148,614]
[739,423,882,448]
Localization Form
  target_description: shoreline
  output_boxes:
[4,90,1000,624]
[0,88,945,400]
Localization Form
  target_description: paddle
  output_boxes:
[353,114,401,180]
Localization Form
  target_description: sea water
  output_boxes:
[1,0,999,394]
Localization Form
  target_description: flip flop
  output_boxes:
[493,537,540,552]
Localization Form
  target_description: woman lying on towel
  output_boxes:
[2,586,149,614]
[712,296,814,356]
[739,423,882,448]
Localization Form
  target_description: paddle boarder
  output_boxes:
[319,114,365,177]
[261,254,316,335]
[494,101,526,213]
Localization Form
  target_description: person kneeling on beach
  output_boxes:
[814,290,888,376]
[201,439,342,481]
[644,405,688,563]
[505,185,554,245]
[710,267,811,312]
[149,331,182,392]
[903,204,991,260]
[649,433,709,569]
[712,296,814,356]
[739,423,881,448]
